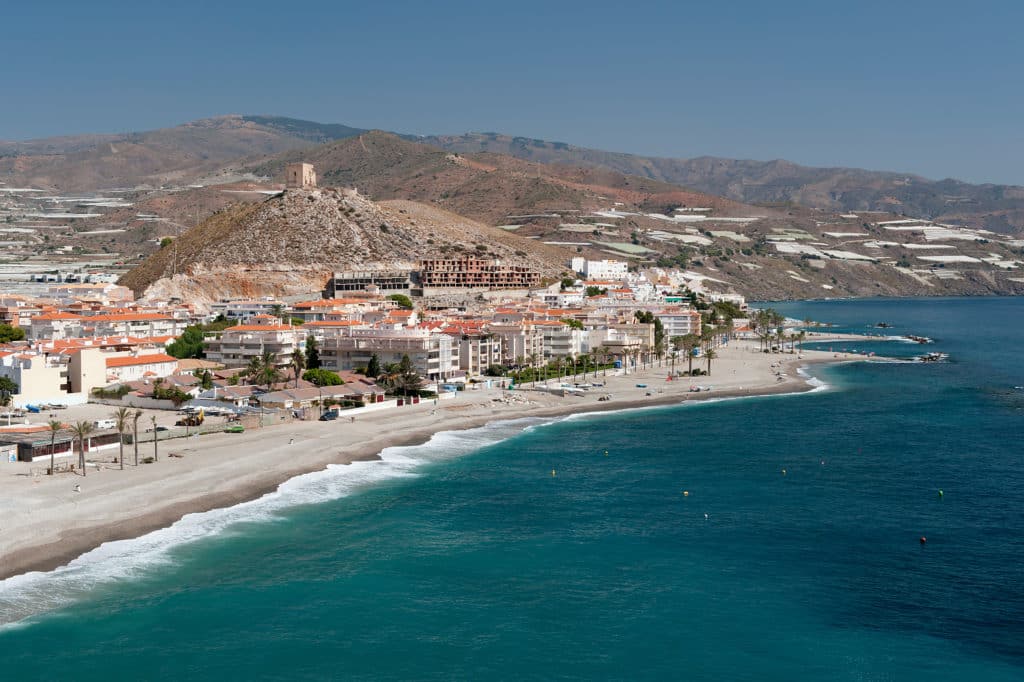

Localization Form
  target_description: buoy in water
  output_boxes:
[551,469,557,477]
[920,536,927,545]
[704,513,709,520]
[781,468,787,476]
[683,490,689,497]
[938,489,944,498]
[604,450,609,457]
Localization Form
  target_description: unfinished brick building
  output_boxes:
[417,258,541,288]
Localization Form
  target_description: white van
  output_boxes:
[93,419,116,429]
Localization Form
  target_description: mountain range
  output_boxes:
[3,115,1023,235]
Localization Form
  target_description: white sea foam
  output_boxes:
[0,375,836,626]
[0,418,542,627]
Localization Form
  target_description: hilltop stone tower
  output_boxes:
[285,162,317,189]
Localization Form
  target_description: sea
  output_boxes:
[1,297,1022,681]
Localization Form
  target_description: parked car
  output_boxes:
[93,419,116,429]
[224,425,245,434]
[319,410,339,421]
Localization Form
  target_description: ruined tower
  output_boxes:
[285,162,317,189]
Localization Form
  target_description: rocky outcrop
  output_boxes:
[120,188,569,309]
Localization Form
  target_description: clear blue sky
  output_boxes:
[5,0,1023,184]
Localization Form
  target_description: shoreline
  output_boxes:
[0,347,847,584]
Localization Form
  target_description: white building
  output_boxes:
[203,316,305,368]
[319,329,458,381]
[104,353,180,383]
[570,258,629,280]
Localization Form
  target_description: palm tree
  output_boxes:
[526,353,538,386]
[47,419,62,475]
[704,348,718,375]
[151,415,159,462]
[679,333,700,376]
[246,355,263,386]
[290,347,306,388]
[258,350,282,390]
[113,407,130,470]
[132,409,143,466]
[71,421,93,476]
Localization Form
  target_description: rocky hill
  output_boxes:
[243,131,760,225]
[119,187,571,308]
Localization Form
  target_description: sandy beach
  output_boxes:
[0,342,860,581]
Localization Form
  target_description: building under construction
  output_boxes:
[323,270,413,297]
[417,258,541,289]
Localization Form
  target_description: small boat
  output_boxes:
[635,383,647,388]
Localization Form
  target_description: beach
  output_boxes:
[0,342,854,581]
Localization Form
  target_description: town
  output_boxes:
[0,245,756,469]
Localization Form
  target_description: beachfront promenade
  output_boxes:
[0,341,859,580]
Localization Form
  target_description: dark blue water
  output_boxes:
[1,298,1022,680]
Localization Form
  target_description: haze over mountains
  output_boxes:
[4,114,1024,301]
[3,114,1024,236]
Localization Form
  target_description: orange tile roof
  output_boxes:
[31,312,82,321]
[300,320,364,327]
[294,298,375,308]
[105,353,178,368]
[88,313,172,322]
[225,324,297,332]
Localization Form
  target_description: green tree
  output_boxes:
[305,335,321,369]
[365,353,381,379]
[47,419,63,475]
[150,415,159,462]
[132,410,143,466]
[195,369,213,390]
[160,237,173,248]
[71,421,94,476]
[167,326,206,359]
[561,318,583,330]
[303,368,344,386]
[387,294,414,310]
[251,351,281,390]
[0,324,26,343]
[0,376,18,405]
[380,354,421,396]
[704,348,717,375]
[679,333,701,375]
[584,286,607,297]
[113,407,131,471]
[291,347,306,388]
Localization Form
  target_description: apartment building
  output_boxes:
[318,329,457,381]
[417,258,541,289]
[203,316,305,368]
[105,353,179,383]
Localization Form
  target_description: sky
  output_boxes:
[4,0,1024,184]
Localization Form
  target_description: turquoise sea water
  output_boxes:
[1,297,1023,680]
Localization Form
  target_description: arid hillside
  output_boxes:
[120,187,571,308]
[242,131,761,225]
[422,132,1024,236]
[0,115,365,191]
